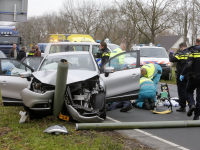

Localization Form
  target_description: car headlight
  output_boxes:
[34,82,41,90]
[166,63,171,67]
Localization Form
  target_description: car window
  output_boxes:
[92,45,102,59]
[1,59,31,76]
[140,48,168,58]
[103,52,138,71]
[22,57,43,71]
[107,44,119,51]
[49,45,90,54]
[40,54,96,71]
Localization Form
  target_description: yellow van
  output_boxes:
[49,34,95,43]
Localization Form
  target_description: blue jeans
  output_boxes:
[107,101,131,111]
[135,90,156,108]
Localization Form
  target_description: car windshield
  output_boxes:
[140,48,168,58]
[40,54,96,71]
[49,45,90,54]
[108,44,119,51]
[0,37,19,45]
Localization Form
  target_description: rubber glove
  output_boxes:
[170,50,174,53]
[180,75,184,81]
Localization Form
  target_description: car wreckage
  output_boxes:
[0,51,140,123]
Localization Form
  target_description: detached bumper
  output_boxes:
[20,88,54,109]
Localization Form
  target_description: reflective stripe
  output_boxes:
[175,54,188,60]
[102,52,110,57]
[189,53,200,58]
[28,52,34,56]
[140,77,153,84]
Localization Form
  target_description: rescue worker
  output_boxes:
[106,101,132,112]
[169,42,189,112]
[99,41,110,70]
[180,38,200,120]
[140,63,162,90]
[28,46,35,57]
[109,43,126,70]
[134,77,156,109]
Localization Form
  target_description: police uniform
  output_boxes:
[28,51,35,57]
[181,45,200,119]
[135,77,156,109]
[141,63,162,90]
[100,48,110,69]
[169,48,189,109]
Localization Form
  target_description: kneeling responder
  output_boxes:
[134,77,156,109]
[169,42,189,112]
[141,63,162,90]
[100,41,110,70]
[180,38,200,120]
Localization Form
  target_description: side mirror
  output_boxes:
[20,72,32,81]
[104,67,114,77]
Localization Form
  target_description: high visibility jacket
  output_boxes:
[140,77,156,92]
[28,51,35,56]
[110,47,125,64]
[169,48,189,74]
[182,45,200,75]
[101,48,110,66]
[141,64,157,79]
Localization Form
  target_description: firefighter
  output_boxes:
[169,42,189,112]
[134,77,156,109]
[99,41,110,70]
[140,63,162,90]
[180,38,200,120]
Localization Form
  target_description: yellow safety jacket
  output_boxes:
[28,51,35,56]
[140,77,154,84]
[141,64,156,79]
[110,47,125,64]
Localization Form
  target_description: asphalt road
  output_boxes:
[107,83,198,150]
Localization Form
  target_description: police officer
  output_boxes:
[140,63,162,90]
[28,46,35,57]
[169,42,189,112]
[180,38,200,120]
[100,41,110,70]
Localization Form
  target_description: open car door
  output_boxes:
[100,51,140,103]
[22,57,43,71]
[0,58,34,106]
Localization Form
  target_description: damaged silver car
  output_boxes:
[1,51,140,123]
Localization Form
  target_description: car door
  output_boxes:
[100,51,140,102]
[0,58,34,106]
[22,57,43,71]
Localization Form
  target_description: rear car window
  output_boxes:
[140,48,168,58]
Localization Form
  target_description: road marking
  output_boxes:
[107,116,189,150]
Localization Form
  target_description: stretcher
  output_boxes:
[151,83,173,114]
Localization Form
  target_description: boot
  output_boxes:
[176,107,186,112]
[120,105,132,112]
[142,99,151,110]
[187,105,196,117]
[150,99,155,110]
[193,116,199,120]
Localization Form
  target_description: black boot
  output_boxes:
[150,99,155,110]
[176,107,186,112]
[142,99,151,110]
[193,116,199,120]
[187,105,196,117]
[120,105,132,112]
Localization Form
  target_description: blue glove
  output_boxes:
[170,50,174,53]
[180,75,184,81]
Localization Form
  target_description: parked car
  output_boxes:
[0,51,140,123]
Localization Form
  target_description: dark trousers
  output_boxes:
[186,76,200,116]
[107,101,131,111]
[176,74,188,107]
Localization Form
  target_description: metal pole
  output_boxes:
[76,120,200,130]
[13,4,17,22]
[53,59,69,117]
[21,0,24,13]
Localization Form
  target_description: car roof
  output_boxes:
[48,42,118,46]
[47,51,90,57]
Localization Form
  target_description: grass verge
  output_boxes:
[160,68,176,85]
[0,95,152,150]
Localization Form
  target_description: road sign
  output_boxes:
[0,0,28,22]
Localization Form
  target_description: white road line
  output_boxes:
[107,116,190,150]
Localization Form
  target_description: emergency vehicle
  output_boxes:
[131,43,172,80]
[49,34,95,43]
[0,26,22,55]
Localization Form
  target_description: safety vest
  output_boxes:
[140,77,153,84]
[28,51,35,56]
[141,64,156,79]
[110,47,125,64]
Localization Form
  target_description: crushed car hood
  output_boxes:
[32,70,99,85]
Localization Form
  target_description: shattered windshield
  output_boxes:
[40,54,96,71]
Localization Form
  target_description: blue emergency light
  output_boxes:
[140,44,143,47]
[158,44,161,47]
[96,40,101,43]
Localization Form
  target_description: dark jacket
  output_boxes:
[34,49,41,57]
[100,48,110,66]
[182,45,200,75]
[169,48,189,74]
[17,50,26,61]
[9,48,17,58]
